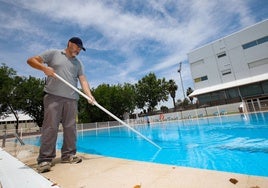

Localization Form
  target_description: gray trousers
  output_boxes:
[37,93,78,163]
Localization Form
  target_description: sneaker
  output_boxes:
[61,155,82,164]
[37,161,52,173]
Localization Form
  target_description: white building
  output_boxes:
[188,19,268,112]
[0,113,33,124]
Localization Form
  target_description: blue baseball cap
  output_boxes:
[69,37,86,51]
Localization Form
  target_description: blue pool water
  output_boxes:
[23,112,268,177]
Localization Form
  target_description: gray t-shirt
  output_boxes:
[40,49,84,100]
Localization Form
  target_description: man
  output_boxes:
[27,37,95,173]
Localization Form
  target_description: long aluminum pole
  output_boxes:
[178,62,186,99]
[54,73,161,149]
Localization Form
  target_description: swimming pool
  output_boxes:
[23,112,268,177]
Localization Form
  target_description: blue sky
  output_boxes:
[0,0,268,108]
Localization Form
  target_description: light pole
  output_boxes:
[178,61,186,100]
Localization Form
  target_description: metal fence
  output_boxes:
[2,101,268,145]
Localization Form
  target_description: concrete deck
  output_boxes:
[0,148,60,188]
[1,141,268,188]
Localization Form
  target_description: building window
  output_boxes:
[201,76,208,81]
[194,75,208,83]
[217,52,226,58]
[194,78,201,83]
[210,91,226,101]
[257,36,268,45]
[226,88,240,99]
[222,69,231,76]
[242,41,257,49]
[248,58,268,69]
[242,36,268,49]
[239,83,263,97]
[261,81,268,94]
[198,94,211,105]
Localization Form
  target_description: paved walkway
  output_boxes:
[1,142,268,188]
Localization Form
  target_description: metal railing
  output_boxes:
[3,101,268,147]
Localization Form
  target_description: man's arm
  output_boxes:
[79,75,95,104]
[27,56,55,77]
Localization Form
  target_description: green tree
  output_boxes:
[77,91,91,123]
[134,73,169,112]
[168,79,178,109]
[160,106,169,113]
[182,98,190,107]
[186,87,194,104]
[79,84,110,122]
[119,83,136,113]
[16,76,45,127]
[78,83,136,123]
[0,63,22,133]
[0,63,45,129]
[0,63,16,112]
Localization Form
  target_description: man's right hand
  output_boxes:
[43,66,55,77]
[27,56,55,78]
